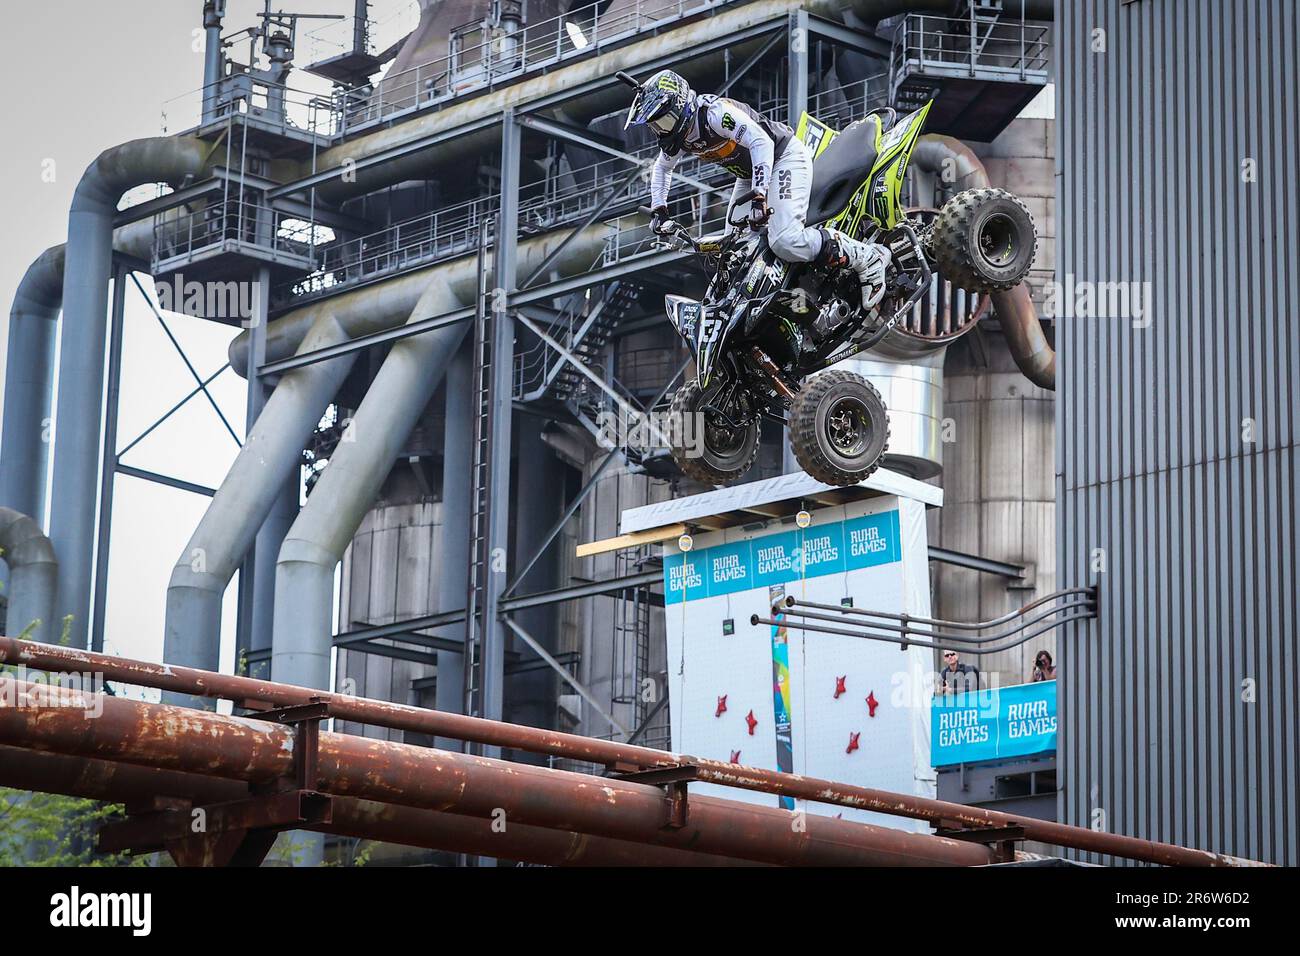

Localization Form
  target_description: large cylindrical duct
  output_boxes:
[270,279,469,696]
[1,219,155,527]
[163,309,358,705]
[912,134,1056,390]
[1,248,64,525]
[48,136,211,649]
[0,508,57,642]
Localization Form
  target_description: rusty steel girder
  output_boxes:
[0,635,1265,867]
[0,677,992,866]
[0,745,760,867]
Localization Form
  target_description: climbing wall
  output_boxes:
[662,493,937,832]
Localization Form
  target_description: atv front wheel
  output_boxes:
[789,370,890,486]
[928,187,1037,293]
[668,381,760,485]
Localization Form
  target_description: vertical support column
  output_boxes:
[90,261,129,654]
[784,9,810,476]
[787,9,809,130]
[482,112,521,728]
[236,267,272,674]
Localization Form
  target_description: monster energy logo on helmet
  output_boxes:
[624,69,696,145]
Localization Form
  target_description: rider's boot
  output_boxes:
[817,228,891,310]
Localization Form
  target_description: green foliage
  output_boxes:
[0,788,151,867]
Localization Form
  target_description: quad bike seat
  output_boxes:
[805,114,884,227]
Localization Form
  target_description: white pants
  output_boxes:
[728,137,823,263]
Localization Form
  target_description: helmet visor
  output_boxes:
[649,108,680,135]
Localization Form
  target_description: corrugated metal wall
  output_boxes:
[1056,0,1299,864]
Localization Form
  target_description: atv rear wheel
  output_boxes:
[928,187,1037,293]
[668,381,760,485]
[789,370,890,487]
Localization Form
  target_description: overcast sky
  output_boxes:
[0,1,410,675]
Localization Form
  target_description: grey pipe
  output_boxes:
[1,248,64,525]
[48,136,212,649]
[229,224,612,370]
[913,134,1055,390]
[202,1,226,122]
[270,280,470,695]
[163,309,357,705]
[0,508,58,642]
[1,218,156,526]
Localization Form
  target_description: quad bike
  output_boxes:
[657,101,1037,486]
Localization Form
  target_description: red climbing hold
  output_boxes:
[745,709,758,735]
[846,731,861,754]
[866,690,879,717]
[715,694,728,717]
[834,675,847,699]
[730,750,742,764]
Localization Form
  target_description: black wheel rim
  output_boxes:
[824,396,873,458]
[704,417,747,458]
[978,212,1020,268]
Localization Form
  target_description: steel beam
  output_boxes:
[0,636,1264,868]
[89,263,128,654]
[0,676,996,867]
[502,616,630,739]
[481,112,522,731]
[0,746,762,867]
[516,114,716,193]
[927,545,1028,580]
[804,14,892,58]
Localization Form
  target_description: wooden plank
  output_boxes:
[575,522,688,559]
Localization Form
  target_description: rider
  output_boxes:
[625,69,890,309]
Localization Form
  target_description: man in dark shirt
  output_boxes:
[938,649,980,695]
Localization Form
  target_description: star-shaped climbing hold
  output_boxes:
[866,690,879,717]
[834,675,847,699]
[846,731,861,754]
[730,750,742,764]
[715,694,728,718]
[745,709,758,735]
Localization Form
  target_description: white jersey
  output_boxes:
[648,94,792,208]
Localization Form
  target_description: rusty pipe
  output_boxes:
[913,134,1056,390]
[0,745,760,867]
[0,635,1263,866]
[0,677,992,867]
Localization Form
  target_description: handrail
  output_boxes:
[788,587,1095,632]
[748,588,1099,656]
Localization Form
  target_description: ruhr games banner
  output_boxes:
[931,680,1058,766]
[660,493,937,832]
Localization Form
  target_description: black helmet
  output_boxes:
[624,69,697,145]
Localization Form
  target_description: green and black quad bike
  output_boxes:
[658,101,1037,486]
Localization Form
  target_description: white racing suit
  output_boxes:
[649,94,889,304]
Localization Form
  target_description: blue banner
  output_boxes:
[662,510,901,605]
[931,680,1057,766]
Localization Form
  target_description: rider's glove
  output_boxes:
[748,194,772,230]
[649,205,675,236]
